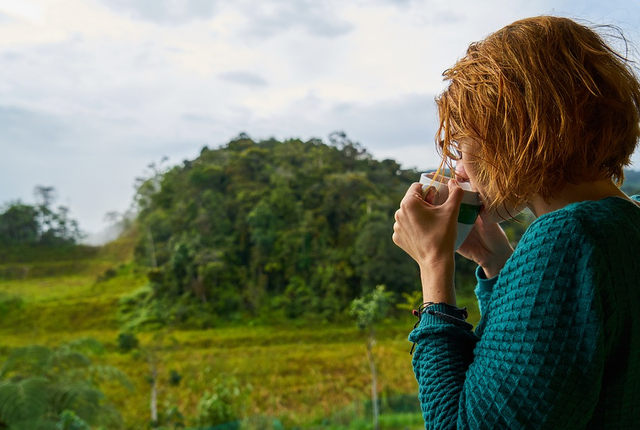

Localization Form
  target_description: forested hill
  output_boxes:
[126,133,422,327]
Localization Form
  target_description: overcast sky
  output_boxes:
[1,0,639,238]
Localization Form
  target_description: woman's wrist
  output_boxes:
[479,264,500,279]
[418,256,456,306]
[478,250,512,279]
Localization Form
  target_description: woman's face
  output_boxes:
[454,138,526,222]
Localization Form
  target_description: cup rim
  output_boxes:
[421,172,475,193]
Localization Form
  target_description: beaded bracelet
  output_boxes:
[410,302,473,355]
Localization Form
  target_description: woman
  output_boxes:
[392,16,640,429]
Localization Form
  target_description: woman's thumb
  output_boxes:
[444,179,465,208]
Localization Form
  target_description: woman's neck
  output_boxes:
[527,179,633,217]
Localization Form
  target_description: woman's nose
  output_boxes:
[455,162,470,182]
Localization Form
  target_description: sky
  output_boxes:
[1,0,639,240]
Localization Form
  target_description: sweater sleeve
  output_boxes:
[475,265,497,318]
[409,212,604,430]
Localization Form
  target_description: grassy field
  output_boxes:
[0,233,480,429]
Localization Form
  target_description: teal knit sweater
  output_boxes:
[409,196,640,429]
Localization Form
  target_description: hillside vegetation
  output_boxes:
[126,133,422,329]
[2,133,639,429]
[0,229,426,429]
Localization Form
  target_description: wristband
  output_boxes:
[409,302,473,355]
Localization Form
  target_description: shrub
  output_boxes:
[195,375,251,428]
[116,332,139,353]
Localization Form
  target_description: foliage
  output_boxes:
[168,369,182,386]
[116,332,139,352]
[0,243,99,265]
[349,286,395,332]
[157,404,185,429]
[195,374,251,428]
[0,337,133,429]
[349,286,395,430]
[395,291,422,314]
[55,410,91,430]
[127,133,420,328]
[0,186,83,246]
[0,247,453,430]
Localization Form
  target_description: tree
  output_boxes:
[0,338,132,429]
[115,330,181,429]
[0,202,39,244]
[349,285,395,430]
[0,186,84,246]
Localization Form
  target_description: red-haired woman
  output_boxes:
[393,16,640,429]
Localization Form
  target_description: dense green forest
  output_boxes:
[126,133,421,328]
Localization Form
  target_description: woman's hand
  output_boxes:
[456,214,514,279]
[392,181,465,305]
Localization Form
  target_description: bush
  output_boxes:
[116,332,139,352]
[195,375,251,428]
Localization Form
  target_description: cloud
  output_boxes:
[323,93,441,169]
[181,113,216,124]
[218,70,269,87]
[359,0,464,25]
[240,92,441,170]
[0,105,69,150]
[98,0,218,25]
[236,0,354,40]
[0,11,14,24]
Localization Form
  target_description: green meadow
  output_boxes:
[0,230,480,429]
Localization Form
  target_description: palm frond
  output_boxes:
[11,417,59,430]
[0,346,52,378]
[49,381,102,424]
[52,350,92,375]
[0,377,49,425]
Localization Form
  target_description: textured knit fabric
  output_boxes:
[409,196,640,429]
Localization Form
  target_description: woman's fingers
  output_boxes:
[444,179,465,209]
[400,183,427,208]
[424,186,436,204]
[392,181,463,261]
